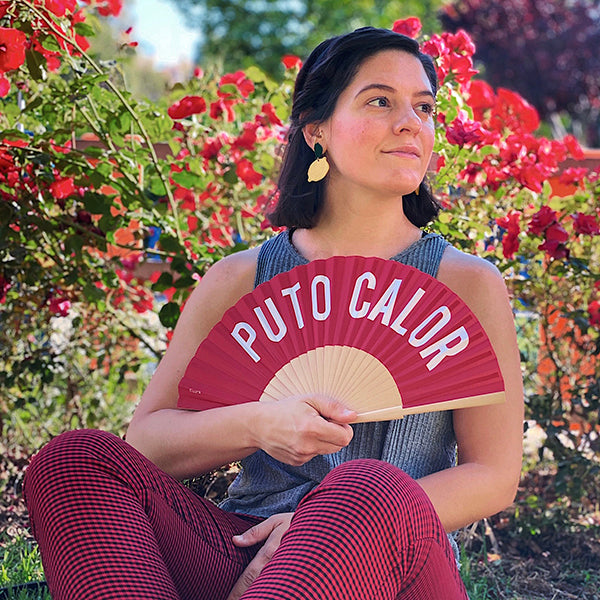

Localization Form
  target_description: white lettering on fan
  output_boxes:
[231,271,469,370]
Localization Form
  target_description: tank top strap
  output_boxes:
[255,230,449,287]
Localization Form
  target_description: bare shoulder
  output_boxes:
[437,246,509,317]
[183,246,261,332]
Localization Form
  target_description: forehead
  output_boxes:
[348,49,432,92]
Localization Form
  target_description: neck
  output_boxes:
[293,193,423,261]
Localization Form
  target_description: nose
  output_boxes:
[392,105,423,135]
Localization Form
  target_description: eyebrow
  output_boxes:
[356,83,435,100]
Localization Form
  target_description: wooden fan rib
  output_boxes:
[354,390,506,423]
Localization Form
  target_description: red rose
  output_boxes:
[559,167,589,186]
[0,273,11,303]
[496,210,521,234]
[168,96,207,120]
[219,71,255,98]
[446,111,488,147]
[538,239,569,260]
[210,98,237,122]
[50,176,76,200]
[281,55,302,69]
[545,222,569,244]
[45,0,77,17]
[501,231,520,259]
[528,206,557,235]
[563,134,585,160]
[466,80,495,121]
[421,34,448,59]
[572,212,600,236]
[233,122,259,151]
[81,0,122,16]
[261,103,282,126]
[0,75,9,97]
[49,296,71,317]
[201,136,223,160]
[489,89,540,135]
[392,17,422,39]
[589,300,600,327]
[236,159,262,189]
[0,28,27,73]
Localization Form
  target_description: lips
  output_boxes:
[383,145,421,158]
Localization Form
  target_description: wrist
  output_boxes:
[243,400,268,453]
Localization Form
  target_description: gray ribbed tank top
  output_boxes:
[221,229,458,523]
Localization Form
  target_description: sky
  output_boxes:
[130,0,200,69]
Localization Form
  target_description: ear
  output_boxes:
[302,123,325,151]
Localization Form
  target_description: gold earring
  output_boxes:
[415,185,420,196]
[307,142,330,182]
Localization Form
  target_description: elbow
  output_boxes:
[124,414,154,461]
[491,466,522,514]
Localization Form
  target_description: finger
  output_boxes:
[309,396,357,423]
[226,551,270,600]
[232,519,276,547]
[314,420,355,448]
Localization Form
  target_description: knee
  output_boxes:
[323,458,424,505]
[314,459,440,536]
[24,429,125,496]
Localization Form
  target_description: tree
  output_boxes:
[166,0,446,76]
[439,0,600,147]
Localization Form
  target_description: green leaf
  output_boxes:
[25,49,47,82]
[173,275,195,289]
[159,302,181,328]
[40,34,61,53]
[83,283,106,304]
[245,65,266,83]
[83,192,112,216]
[65,235,84,256]
[151,272,174,292]
[1,129,31,143]
[223,168,238,184]
[172,170,201,188]
[83,145,106,159]
[159,233,182,253]
[73,22,96,37]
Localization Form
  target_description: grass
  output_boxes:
[0,535,49,600]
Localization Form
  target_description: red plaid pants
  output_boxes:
[24,429,468,599]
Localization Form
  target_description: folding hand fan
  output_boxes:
[177,255,505,422]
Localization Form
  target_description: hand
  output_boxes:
[226,512,294,600]
[253,395,356,466]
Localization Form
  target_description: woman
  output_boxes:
[24,27,524,600]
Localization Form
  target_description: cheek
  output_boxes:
[329,118,378,159]
[422,123,435,150]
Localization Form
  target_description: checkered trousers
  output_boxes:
[24,429,467,599]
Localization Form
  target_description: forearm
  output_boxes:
[418,460,521,533]
[126,403,261,480]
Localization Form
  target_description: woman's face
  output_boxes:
[319,50,436,200]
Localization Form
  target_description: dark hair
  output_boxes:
[268,27,440,229]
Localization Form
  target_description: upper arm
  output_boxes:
[132,247,261,418]
[437,247,524,489]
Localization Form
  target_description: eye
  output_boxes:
[417,102,436,117]
[367,96,390,108]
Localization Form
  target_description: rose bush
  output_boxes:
[0,6,598,506]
